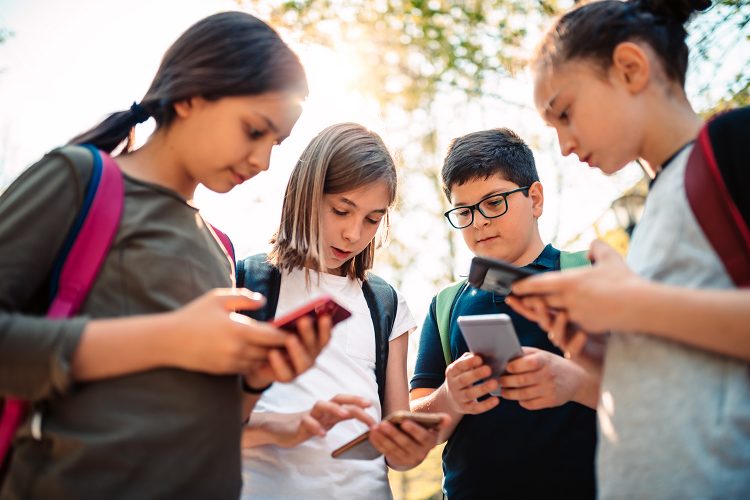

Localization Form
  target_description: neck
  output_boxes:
[510,233,546,267]
[115,130,197,200]
[639,92,703,172]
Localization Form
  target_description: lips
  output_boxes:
[476,235,499,244]
[331,246,352,259]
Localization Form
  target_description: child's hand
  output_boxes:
[244,314,333,389]
[170,288,288,374]
[499,347,590,410]
[510,239,640,335]
[272,395,375,449]
[444,353,500,414]
[369,413,450,471]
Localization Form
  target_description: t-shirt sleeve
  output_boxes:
[409,297,446,391]
[388,288,417,342]
[0,150,92,400]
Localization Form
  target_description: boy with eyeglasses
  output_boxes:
[409,128,599,500]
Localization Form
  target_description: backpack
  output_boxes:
[0,145,235,475]
[685,106,750,287]
[236,254,398,408]
[435,250,590,366]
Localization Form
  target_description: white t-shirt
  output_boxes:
[597,145,750,498]
[241,267,416,500]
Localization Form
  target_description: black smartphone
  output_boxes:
[468,256,538,295]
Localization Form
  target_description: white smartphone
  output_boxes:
[456,313,524,396]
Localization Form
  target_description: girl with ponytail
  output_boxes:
[0,12,328,499]
[506,0,750,497]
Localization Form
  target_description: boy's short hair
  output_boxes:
[441,128,540,199]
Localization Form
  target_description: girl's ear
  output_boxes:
[529,181,544,219]
[173,97,206,118]
[611,42,650,93]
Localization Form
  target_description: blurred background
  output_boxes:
[1,0,747,497]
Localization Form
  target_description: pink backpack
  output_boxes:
[0,146,234,472]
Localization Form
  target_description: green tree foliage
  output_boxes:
[243,0,561,111]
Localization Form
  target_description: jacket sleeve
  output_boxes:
[0,151,92,400]
[409,297,447,390]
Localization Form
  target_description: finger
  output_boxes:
[463,395,500,414]
[330,394,372,409]
[459,378,499,402]
[300,414,327,437]
[588,239,621,266]
[564,330,589,360]
[505,295,540,322]
[267,348,295,382]
[215,288,267,311]
[340,405,377,427]
[315,314,333,351]
[310,400,350,422]
[284,335,314,376]
[294,315,318,354]
[452,364,494,391]
[230,316,288,346]
[505,350,543,374]
[501,385,543,402]
[395,419,431,445]
[549,311,572,351]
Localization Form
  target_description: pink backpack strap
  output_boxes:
[685,125,750,287]
[0,147,124,464]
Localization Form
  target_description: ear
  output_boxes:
[611,42,650,93]
[529,181,544,218]
[172,96,206,118]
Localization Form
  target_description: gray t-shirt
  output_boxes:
[597,145,750,499]
[0,147,242,499]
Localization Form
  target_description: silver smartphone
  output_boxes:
[456,313,524,396]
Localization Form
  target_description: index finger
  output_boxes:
[511,271,570,296]
[230,314,288,347]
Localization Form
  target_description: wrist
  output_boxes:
[242,376,273,395]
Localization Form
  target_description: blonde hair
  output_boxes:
[269,123,397,281]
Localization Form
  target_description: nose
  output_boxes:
[556,128,576,157]
[471,208,490,229]
[342,219,363,243]
[246,138,275,172]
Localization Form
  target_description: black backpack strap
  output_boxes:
[361,274,398,410]
[236,253,282,321]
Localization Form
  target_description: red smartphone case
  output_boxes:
[271,295,351,332]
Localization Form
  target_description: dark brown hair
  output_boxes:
[534,0,711,86]
[70,11,308,153]
[269,123,397,281]
[441,128,539,200]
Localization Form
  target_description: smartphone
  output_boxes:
[456,313,524,397]
[468,255,537,295]
[331,411,443,460]
[272,295,351,333]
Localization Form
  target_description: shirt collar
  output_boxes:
[526,243,560,272]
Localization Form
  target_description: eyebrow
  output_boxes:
[452,189,510,207]
[542,93,559,121]
[338,196,387,214]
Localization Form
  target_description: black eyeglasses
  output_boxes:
[444,186,531,229]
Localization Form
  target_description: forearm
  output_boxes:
[241,412,302,448]
[621,283,750,361]
[410,384,462,443]
[71,312,180,380]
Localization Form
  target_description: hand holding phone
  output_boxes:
[457,313,524,396]
[331,411,443,460]
[468,255,537,295]
[272,295,351,333]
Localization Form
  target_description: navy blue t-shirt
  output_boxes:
[411,245,596,499]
